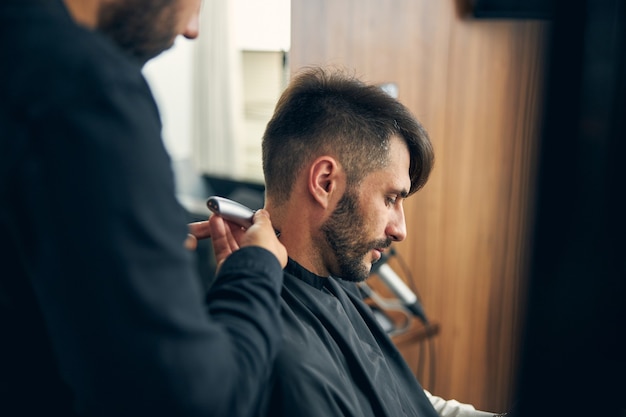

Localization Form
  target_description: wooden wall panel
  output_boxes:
[290,0,548,412]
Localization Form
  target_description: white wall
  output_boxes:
[234,0,290,51]
[142,38,195,160]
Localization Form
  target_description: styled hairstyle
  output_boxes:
[262,67,434,204]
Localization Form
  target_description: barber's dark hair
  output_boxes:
[262,66,434,204]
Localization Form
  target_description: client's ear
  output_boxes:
[308,156,343,209]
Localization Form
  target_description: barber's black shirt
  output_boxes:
[0,1,283,416]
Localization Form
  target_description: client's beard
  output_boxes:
[321,191,391,282]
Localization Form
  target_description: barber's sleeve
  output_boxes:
[424,390,507,417]
[26,67,283,417]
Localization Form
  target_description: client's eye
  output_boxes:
[385,196,398,206]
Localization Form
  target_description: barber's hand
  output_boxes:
[209,209,287,271]
[185,220,212,250]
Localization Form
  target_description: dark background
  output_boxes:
[510,0,626,415]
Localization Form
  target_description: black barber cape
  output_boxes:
[256,259,439,417]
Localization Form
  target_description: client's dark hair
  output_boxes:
[262,66,434,204]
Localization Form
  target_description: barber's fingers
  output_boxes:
[184,220,212,251]
[188,220,212,239]
[184,234,198,250]
[208,217,236,272]
[241,210,287,268]
[189,210,287,270]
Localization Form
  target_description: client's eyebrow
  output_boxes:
[396,188,409,199]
